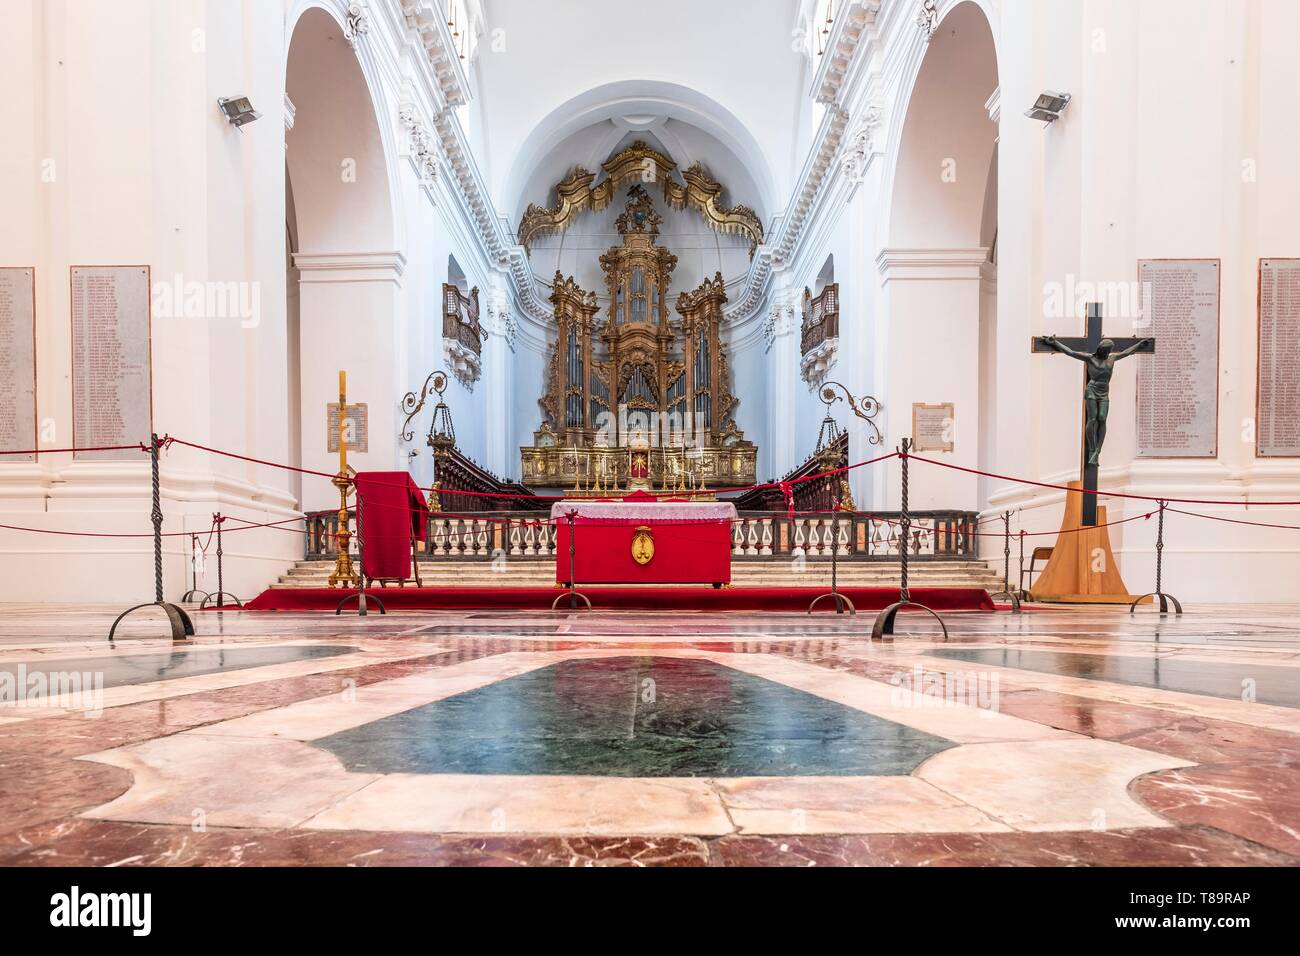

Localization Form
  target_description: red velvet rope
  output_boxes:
[908,452,1300,507]
[0,442,149,456]
[6,437,1300,543]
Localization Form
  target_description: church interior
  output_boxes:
[0,0,1298,908]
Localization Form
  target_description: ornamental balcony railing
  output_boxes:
[443,282,482,357]
[304,508,977,561]
[801,283,839,356]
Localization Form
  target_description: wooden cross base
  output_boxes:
[1029,481,1151,605]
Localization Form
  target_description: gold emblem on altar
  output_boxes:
[631,525,655,565]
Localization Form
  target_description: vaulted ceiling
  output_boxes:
[473,0,809,228]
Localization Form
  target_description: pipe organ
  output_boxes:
[522,186,756,489]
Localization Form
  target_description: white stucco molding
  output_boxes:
[293,251,407,285]
[810,1,882,105]
[726,106,850,325]
[875,247,990,284]
[984,86,1001,125]
[399,1,472,107]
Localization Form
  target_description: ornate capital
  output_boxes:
[399,105,439,184]
[840,104,885,184]
[762,290,801,349]
[344,2,370,47]
[482,287,518,350]
[917,0,939,41]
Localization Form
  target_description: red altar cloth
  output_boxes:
[551,499,734,585]
[355,471,427,581]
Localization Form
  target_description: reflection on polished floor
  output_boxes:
[0,602,1297,866]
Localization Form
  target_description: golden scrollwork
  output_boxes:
[517,141,764,255]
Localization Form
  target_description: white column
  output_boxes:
[481,281,516,478]
[764,284,801,477]
[294,251,405,512]
[874,248,988,511]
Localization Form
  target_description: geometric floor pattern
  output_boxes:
[1,602,1297,866]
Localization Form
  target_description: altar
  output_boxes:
[551,498,735,586]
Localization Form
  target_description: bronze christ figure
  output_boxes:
[1038,334,1153,465]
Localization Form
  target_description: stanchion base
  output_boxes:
[808,592,856,615]
[989,590,1022,613]
[108,601,195,643]
[199,592,243,610]
[335,592,387,616]
[1130,592,1182,615]
[179,589,210,603]
[871,601,949,642]
[551,590,592,611]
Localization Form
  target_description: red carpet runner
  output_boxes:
[238,586,994,612]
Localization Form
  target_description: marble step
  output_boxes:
[273,559,1006,589]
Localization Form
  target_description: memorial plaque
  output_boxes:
[1258,258,1300,457]
[0,268,37,462]
[1136,259,1219,458]
[71,266,153,461]
[912,402,955,452]
[327,403,369,453]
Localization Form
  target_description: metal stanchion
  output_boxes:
[551,511,591,610]
[1130,500,1182,615]
[179,531,211,603]
[809,513,855,615]
[200,513,242,609]
[337,488,386,615]
[988,509,1022,612]
[1015,528,1029,600]
[871,439,948,641]
[109,434,195,643]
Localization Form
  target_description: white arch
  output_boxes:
[502,79,780,224]
[283,0,402,254]
[877,0,1000,247]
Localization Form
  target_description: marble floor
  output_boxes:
[0,601,1297,867]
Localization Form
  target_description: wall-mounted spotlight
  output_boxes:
[218,96,261,128]
[1025,91,1071,123]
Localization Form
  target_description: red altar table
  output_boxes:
[355,471,428,582]
[550,498,735,585]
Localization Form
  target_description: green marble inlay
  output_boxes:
[314,656,955,777]
[926,647,1300,709]
[0,645,356,695]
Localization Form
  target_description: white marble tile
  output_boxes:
[915,738,1196,831]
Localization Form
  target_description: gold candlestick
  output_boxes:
[328,369,358,588]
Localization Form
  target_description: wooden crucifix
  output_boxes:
[1032,302,1154,526]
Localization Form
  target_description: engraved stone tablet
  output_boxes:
[1136,259,1220,458]
[327,403,369,453]
[0,268,37,462]
[1258,259,1300,457]
[912,402,955,452]
[71,266,153,461]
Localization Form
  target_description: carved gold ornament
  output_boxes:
[518,141,763,255]
[631,526,655,565]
